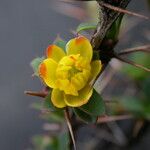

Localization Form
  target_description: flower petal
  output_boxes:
[64,85,93,107]
[89,60,102,83]
[46,44,66,62]
[39,58,57,88]
[66,36,92,62]
[51,89,66,108]
[71,70,90,91]
[56,79,78,96]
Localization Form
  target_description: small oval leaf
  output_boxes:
[79,89,105,116]
[54,38,67,52]
[105,14,123,40]
[74,108,97,123]
[76,22,97,33]
[92,50,100,60]
[30,57,45,76]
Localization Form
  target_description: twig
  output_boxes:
[91,0,131,49]
[64,108,77,150]
[115,55,150,72]
[24,91,47,98]
[97,115,133,123]
[132,120,144,137]
[118,45,150,56]
[99,1,149,20]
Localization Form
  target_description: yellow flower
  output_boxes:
[39,36,102,108]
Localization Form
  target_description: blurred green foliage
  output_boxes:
[122,53,150,81]
[112,52,150,120]
[32,133,69,150]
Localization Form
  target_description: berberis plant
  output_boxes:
[26,0,150,150]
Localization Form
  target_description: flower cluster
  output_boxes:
[39,36,102,108]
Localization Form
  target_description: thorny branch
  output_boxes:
[91,0,131,49]
[98,1,149,20]
[118,45,150,56]
[26,2,149,148]
[26,1,149,149]
[114,55,150,72]
[90,0,150,74]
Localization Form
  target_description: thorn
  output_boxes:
[97,115,133,123]
[99,1,149,20]
[118,45,150,56]
[64,108,77,150]
[24,91,47,98]
[114,55,150,72]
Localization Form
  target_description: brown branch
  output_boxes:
[24,91,47,98]
[97,115,133,123]
[64,108,77,150]
[99,1,149,20]
[91,0,131,49]
[118,45,150,56]
[115,55,150,72]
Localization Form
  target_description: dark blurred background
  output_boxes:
[0,0,149,150]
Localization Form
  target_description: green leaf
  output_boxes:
[54,38,67,51]
[74,108,97,123]
[142,102,150,119]
[76,22,97,33]
[92,50,100,60]
[142,77,150,98]
[43,91,64,122]
[43,91,59,111]
[79,89,105,116]
[105,14,123,40]
[30,57,45,76]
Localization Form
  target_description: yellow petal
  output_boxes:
[46,44,66,62]
[51,89,66,108]
[56,79,78,96]
[89,60,102,83]
[64,85,93,107]
[66,36,92,62]
[39,58,57,88]
[71,70,90,91]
